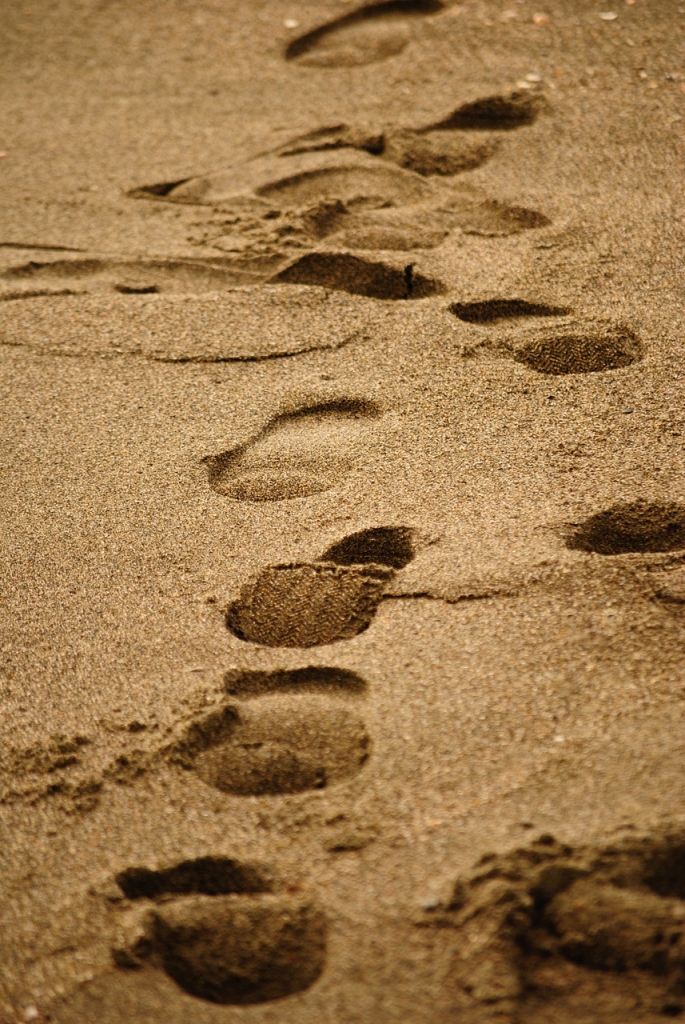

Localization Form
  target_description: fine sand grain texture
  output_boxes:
[1,1,685,1021]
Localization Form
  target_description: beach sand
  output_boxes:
[1,1,685,1020]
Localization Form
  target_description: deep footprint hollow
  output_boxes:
[113,857,326,1005]
[565,501,685,555]
[273,252,444,299]
[226,562,393,647]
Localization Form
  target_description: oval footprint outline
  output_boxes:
[203,399,382,502]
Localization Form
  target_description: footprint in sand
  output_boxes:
[226,525,416,647]
[112,855,327,1004]
[129,90,549,293]
[0,256,262,300]
[421,829,685,1018]
[169,666,370,797]
[284,0,444,68]
[203,398,382,502]
[452,307,643,376]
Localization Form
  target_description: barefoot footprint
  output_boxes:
[284,0,445,68]
[112,856,327,1004]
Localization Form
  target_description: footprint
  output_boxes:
[131,145,549,253]
[565,501,685,556]
[153,149,434,208]
[273,252,444,298]
[509,318,642,374]
[380,128,500,177]
[272,90,542,176]
[0,286,382,362]
[226,562,393,647]
[225,525,415,646]
[112,856,327,1004]
[268,121,497,178]
[422,830,685,1018]
[176,696,370,796]
[169,668,370,796]
[284,0,444,68]
[204,399,382,502]
[0,256,253,298]
[449,298,571,324]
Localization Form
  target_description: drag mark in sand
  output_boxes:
[112,856,327,1004]
[203,399,382,502]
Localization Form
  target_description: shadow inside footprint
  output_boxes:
[273,252,444,298]
[422,91,543,132]
[116,856,272,900]
[203,399,381,502]
[321,525,415,568]
[285,0,444,67]
[224,666,367,698]
[449,298,571,324]
[113,857,326,1005]
[565,502,685,556]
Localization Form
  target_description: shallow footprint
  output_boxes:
[203,399,382,502]
[0,256,251,298]
[112,856,326,1004]
[285,0,444,68]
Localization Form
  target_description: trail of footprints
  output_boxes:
[103,500,685,1007]
[12,7,683,1012]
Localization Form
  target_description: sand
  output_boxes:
[1,0,685,1020]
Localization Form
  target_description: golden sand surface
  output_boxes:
[1,1,685,1020]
